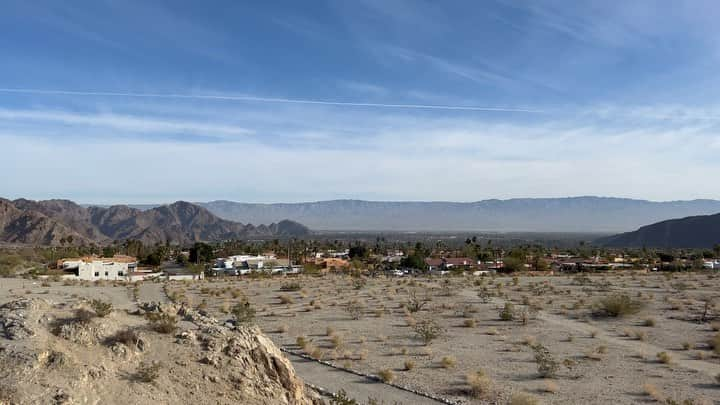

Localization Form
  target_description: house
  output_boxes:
[425,257,479,272]
[58,255,137,281]
[312,258,350,272]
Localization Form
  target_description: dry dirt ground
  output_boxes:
[162,272,720,405]
[3,272,720,404]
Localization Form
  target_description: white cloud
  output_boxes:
[1,100,718,203]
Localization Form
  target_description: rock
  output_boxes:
[199,355,220,367]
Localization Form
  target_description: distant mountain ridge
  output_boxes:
[195,197,720,232]
[597,213,720,248]
[0,198,309,246]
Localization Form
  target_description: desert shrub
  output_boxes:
[296,336,308,349]
[280,282,302,292]
[510,393,540,405]
[406,289,428,313]
[74,308,96,323]
[351,277,367,290]
[594,294,645,317]
[377,369,395,383]
[531,344,559,378]
[278,295,294,305]
[413,318,444,345]
[231,301,255,323]
[463,319,477,328]
[478,289,493,303]
[136,361,161,383]
[330,334,344,349]
[329,390,358,405]
[345,299,364,320]
[643,318,656,327]
[656,351,672,364]
[466,370,494,399]
[643,383,663,402]
[709,333,720,355]
[499,302,515,321]
[149,313,177,334]
[440,356,456,368]
[404,360,415,371]
[107,328,144,350]
[90,299,113,317]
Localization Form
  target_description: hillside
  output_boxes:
[0,198,309,246]
[199,197,720,232]
[597,213,720,248]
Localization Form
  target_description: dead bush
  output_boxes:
[149,313,177,334]
[136,361,161,383]
[377,368,395,383]
[466,370,494,399]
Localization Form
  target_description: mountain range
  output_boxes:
[597,213,720,248]
[195,197,720,232]
[0,198,309,246]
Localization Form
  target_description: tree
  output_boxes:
[102,246,117,257]
[176,253,188,265]
[189,242,213,264]
[348,244,368,259]
[400,254,426,270]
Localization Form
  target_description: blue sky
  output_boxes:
[2,0,720,203]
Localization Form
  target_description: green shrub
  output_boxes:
[499,302,515,321]
[531,344,559,378]
[90,299,113,317]
[413,318,443,345]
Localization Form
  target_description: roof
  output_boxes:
[424,257,477,267]
[59,255,137,264]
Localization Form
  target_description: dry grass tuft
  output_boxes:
[440,356,456,368]
[377,368,395,383]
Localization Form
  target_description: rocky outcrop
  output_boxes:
[0,298,321,405]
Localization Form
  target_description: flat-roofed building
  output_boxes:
[58,255,137,281]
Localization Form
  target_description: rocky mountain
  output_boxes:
[199,197,720,232]
[597,213,720,248]
[0,198,309,246]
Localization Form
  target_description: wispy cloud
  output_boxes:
[0,108,253,138]
[0,88,543,113]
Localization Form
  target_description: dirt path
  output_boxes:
[284,352,445,405]
[136,282,169,304]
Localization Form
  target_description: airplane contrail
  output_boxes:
[0,87,543,113]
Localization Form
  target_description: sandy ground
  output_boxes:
[161,272,720,404]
